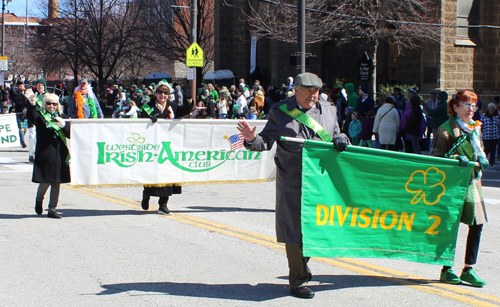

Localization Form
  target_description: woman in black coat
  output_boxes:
[139,81,181,214]
[26,92,70,219]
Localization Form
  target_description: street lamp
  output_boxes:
[1,0,12,56]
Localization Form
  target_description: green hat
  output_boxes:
[295,72,322,88]
[136,89,142,94]
[35,79,46,87]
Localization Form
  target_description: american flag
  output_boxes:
[227,133,245,150]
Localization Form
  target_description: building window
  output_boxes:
[455,0,481,47]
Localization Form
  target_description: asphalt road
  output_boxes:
[1,147,500,306]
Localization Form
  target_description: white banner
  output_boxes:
[0,113,21,148]
[70,119,276,187]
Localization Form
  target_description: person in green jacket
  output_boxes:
[345,83,358,109]
[422,91,449,148]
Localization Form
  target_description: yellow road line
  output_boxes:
[64,185,500,306]
[336,258,500,304]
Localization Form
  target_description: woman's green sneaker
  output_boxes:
[460,269,486,287]
[440,268,461,284]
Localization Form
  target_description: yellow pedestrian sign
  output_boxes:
[0,56,8,71]
[186,43,204,68]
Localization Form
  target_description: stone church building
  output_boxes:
[214,0,500,101]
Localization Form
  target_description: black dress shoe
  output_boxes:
[48,210,62,219]
[158,205,170,215]
[290,286,314,299]
[35,201,43,215]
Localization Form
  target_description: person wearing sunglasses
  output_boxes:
[140,80,180,215]
[431,90,489,287]
[26,93,70,219]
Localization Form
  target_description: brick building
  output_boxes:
[1,13,46,82]
[214,0,500,102]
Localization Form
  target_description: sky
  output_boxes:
[6,0,42,17]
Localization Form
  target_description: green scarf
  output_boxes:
[41,110,70,164]
[86,97,99,119]
[278,103,332,142]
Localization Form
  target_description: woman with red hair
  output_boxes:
[431,90,489,287]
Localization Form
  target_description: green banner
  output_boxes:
[301,140,474,266]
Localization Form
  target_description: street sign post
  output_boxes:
[0,56,8,71]
[187,68,195,80]
[186,43,204,68]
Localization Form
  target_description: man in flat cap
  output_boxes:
[237,72,349,299]
[69,78,104,118]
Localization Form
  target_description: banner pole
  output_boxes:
[280,136,480,167]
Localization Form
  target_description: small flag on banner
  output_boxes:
[226,133,245,150]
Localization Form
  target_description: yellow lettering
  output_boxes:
[316,205,329,225]
[350,207,359,227]
[380,210,398,230]
[397,212,416,231]
[371,209,381,228]
[329,205,335,225]
[424,215,441,235]
[358,208,372,228]
[336,206,351,226]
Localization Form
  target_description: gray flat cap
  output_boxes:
[295,72,322,88]
[79,78,88,84]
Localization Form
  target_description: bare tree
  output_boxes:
[77,0,148,97]
[4,23,40,82]
[33,0,85,88]
[111,51,159,85]
[245,0,440,96]
[144,0,214,74]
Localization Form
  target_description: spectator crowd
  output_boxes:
[1,75,500,170]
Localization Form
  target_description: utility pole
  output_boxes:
[296,0,305,74]
[1,0,12,56]
[190,0,197,102]
[25,0,28,41]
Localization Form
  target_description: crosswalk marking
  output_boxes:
[484,198,500,205]
[0,157,33,173]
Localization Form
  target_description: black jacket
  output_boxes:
[10,87,27,113]
[27,104,71,184]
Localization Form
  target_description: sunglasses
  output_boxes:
[46,102,59,106]
[156,90,169,95]
[459,103,478,112]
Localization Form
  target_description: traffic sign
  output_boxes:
[187,68,195,80]
[0,56,8,71]
[186,43,204,68]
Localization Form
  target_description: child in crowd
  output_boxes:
[218,95,229,119]
[349,111,362,145]
[246,106,258,119]
[359,110,375,147]
[342,106,355,137]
